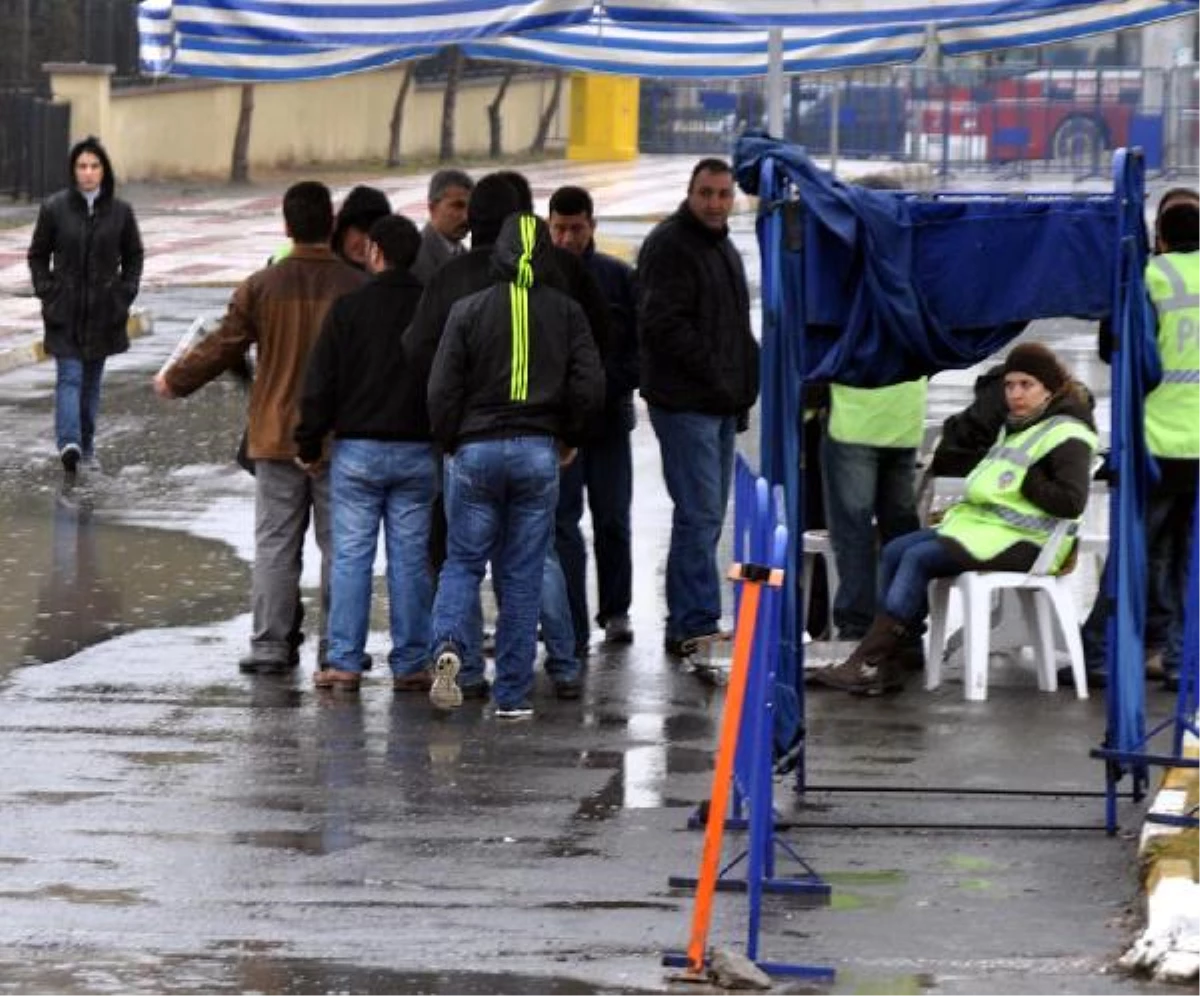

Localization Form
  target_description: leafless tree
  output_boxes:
[529,71,563,154]
[387,65,414,167]
[439,46,464,162]
[230,84,254,183]
[487,66,517,158]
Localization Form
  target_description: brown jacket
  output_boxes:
[165,245,366,460]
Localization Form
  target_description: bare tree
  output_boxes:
[529,71,564,154]
[386,65,414,167]
[230,84,254,183]
[487,66,517,158]
[439,46,464,163]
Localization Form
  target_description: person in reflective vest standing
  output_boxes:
[813,343,1097,696]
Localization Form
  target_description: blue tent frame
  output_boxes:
[733,135,1196,827]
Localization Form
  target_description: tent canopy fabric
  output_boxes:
[138,0,1198,81]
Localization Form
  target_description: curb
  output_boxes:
[1119,723,1199,985]
[0,307,154,375]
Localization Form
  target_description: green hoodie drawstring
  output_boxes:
[508,214,536,402]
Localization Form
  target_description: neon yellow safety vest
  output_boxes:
[829,378,928,448]
[1144,251,1200,459]
[937,414,1098,574]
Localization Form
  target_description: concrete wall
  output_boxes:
[45,63,566,181]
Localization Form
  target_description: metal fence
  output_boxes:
[640,64,1200,178]
[0,87,70,200]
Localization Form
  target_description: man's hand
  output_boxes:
[294,455,319,476]
[152,373,176,399]
[557,442,578,468]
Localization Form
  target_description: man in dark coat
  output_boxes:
[637,157,759,660]
[28,135,143,473]
[411,168,473,285]
[425,213,604,719]
[295,215,433,694]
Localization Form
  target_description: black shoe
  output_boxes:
[238,654,297,675]
[664,636,691,659]
[552,677,583,700]
[460,679,491,701]
[60,443,81,474]
[1058,666,1105,690]
[1161,672,1179,693]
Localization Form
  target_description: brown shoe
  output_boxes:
[393,670,433,692]
[809,614,908,696]
[313,667,361,692]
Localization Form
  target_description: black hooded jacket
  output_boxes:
[27,136,144,361]
[427,214,605,451]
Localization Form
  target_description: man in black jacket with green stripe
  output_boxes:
[425,213,604,720]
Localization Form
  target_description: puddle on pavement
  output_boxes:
[838,971,937,995]
[17,790,113,805]
[0,883,144,906]
[0,489,247,677]
[230,828,368,856]
[119,750,220,766]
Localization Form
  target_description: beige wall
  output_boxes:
[48,64,567,181]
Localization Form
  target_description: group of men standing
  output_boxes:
[152,158,760,719]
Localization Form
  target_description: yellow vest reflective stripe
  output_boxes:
[269,242,293,264]
[829,378,928,448]
[936,414,1098,573]
[1144,252,1200,459]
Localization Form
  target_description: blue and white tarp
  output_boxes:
[138,0,1198,82]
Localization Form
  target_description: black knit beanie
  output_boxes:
[1004,343,1066,393]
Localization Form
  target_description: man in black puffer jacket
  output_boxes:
[637,157,759,660]
[28,135,143,473]
[426,213,604,720]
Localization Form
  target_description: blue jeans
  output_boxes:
[325,440,436,676]
[55,356,106,457]
[822,434,920,639]
[555,425,634,640]
[540,548,580,681]
[877,528,963,624]
[432,437,559,709]
[649,407,736,642]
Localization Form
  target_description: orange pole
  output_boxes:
[684,571,764,976]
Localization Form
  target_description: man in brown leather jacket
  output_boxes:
[154,181,367,674]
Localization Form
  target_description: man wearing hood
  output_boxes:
[28,136,144,474]
[425,213,604,720]
[637,158,759,662]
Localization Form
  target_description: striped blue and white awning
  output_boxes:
[138,0,1199,81]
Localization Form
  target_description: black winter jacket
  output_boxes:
[584,244,639,430]
[294,268,429,463]
[636,203,758,416]
[28,163,143,361]
[427,214,605,451]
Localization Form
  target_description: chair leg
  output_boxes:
[1048,581,1089,701]
[822,552,840,621]
[802,554,814,635]
[926,580,951,691]
[1024,587,1058,692]
[961,577,992,702]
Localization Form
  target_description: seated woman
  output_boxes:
[813,342,1098,696]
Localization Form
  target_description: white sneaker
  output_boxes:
[429,646,463,710]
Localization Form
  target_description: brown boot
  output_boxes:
[810,615,908,696]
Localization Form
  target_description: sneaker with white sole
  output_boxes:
[60,443,81,474]
[494,701,533,720]
[429,645,463,710]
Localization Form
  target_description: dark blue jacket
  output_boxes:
[584,243,638,430]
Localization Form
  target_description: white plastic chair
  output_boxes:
[925,520,1089,702]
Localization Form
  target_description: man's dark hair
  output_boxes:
[368,214,421,270]
[1158,200,1199,254]
[468,174,523,248]
[548,185,594,219]
[428,168,474,204]
[688,158,733,192]
[493,169,534,213]
[283,181,334,243]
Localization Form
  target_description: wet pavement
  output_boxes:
[0,206,1181,994]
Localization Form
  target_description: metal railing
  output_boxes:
[640,64,1200,178]
[0,87,71,201]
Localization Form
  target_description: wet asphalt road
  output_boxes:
[0,256,1180,994]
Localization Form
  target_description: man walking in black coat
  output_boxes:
[637,158,759,660]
